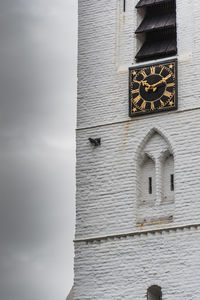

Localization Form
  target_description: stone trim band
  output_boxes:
[74,223,200,243]
[76,107,200,132]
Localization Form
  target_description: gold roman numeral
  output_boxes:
[131,89,139,94]
[160,100,165,107]
[141,70,147,78]
[150,66,156,74]
[151,102,155,110]
[166,82,175,88]
[159,67,164,75]
[133,95,141,104]
[163,90,172,98]
[134,80,141,84]
[140,100,146,110]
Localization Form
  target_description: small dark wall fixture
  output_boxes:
[147,285,162,300]
[88,138,101,147]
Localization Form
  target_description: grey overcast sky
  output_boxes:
[0,0,76,299]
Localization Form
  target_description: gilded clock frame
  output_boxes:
[129,59,178,117]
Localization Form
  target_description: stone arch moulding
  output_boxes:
[136,127,174,157]
[136,127,175,227]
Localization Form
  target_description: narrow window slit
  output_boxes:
[170,174,174,191]
[123,0,126,12]
[149,177,152,194]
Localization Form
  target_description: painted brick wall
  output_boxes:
[76,110,200,238]
[74,227,200,300]
[75,0,200,298]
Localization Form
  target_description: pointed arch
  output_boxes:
[136,128,175,225]
[136,127,174,160]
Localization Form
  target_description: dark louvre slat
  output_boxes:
[154,14,170,28]
[154,0,171,4]
[166,38,177,53]
[136,0,154,8]
[147,39,169,56]
[136,0,172,8]
[135,16,154,33]
[135,12,176,33]
[165,12,176,27]
[135,38,176,60]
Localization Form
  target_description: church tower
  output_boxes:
[75,0,200,299]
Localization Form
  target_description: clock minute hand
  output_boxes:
[151,74,172,88]
[151,78,164,88]
[150,74,172,92]
[148,79,165,92]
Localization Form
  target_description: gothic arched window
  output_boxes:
[136,128,175,225]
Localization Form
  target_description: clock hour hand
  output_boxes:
[141,80,151,88]
[141,80,152,92]
[151,79,164,88]
[141,80,163,92]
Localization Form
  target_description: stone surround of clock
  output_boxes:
[135,0,177,61]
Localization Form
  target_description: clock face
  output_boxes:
[129,60,177,117]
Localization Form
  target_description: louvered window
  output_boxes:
[135,0,177,61]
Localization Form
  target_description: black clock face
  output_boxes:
[129,60,177,117]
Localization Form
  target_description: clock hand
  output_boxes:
[141,74,171,93]
[141,80,152,92]
[142,79,165,92]
[141,80,151,88]
[151,74,171,89]
[151,79,164,88]
[147,75,171,92]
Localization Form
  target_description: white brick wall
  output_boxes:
[74,226,200,300]
[76,111,200,238]
[75,0,200,298]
